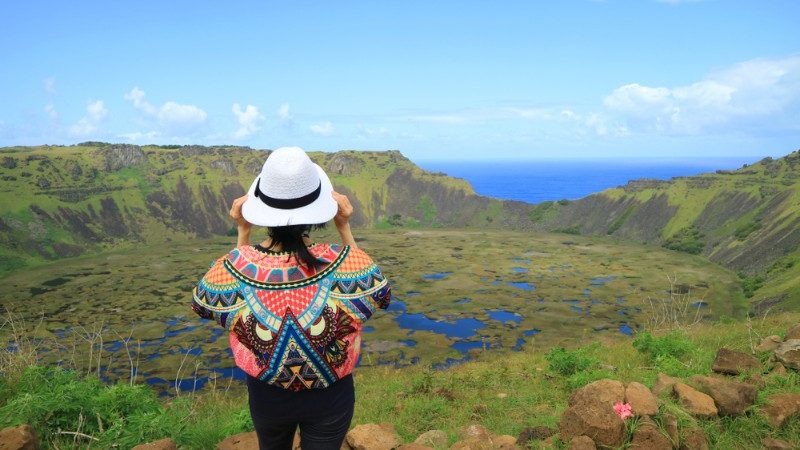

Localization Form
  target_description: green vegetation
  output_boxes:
[663,226,705,255]
[739,272,766,298]
[2,312,798,448]
[734,220,761,240]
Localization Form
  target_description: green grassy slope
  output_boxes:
[0,144,508,274]
[536,150,800,311]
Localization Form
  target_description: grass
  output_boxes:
[1,311,797,449]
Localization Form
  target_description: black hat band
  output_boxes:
[254,178,322,209]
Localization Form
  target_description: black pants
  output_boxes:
[246,374,355,450]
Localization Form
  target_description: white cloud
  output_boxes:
[604,55,800,134]
[232,103,264,139]
[310,121,334,136]
[119,130,159,142]
[278,103,292,121]
[44,77,56,94]
[44,103,57,119]
[70,100,107,136]
[157,101,207,126]
[123,86,207,138]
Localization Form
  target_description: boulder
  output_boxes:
[516,426,555,445]
[461,424,492,441]
[662,413,678,445]
[628,423,671,450]
[774,339,800,370]
[786,324,800,340]
[673,383,717,418]
[652,373,681,397]
[754,335,782,352]
[568,379,624,407]
[624,382,659,416]
[761,393,800,428]
[770,362,788,376]
[688,375,757,416]
[0,425,39,450]
[415,430,448,448]
[493,435,519,450]
[761,437,794,450]
[132,439,177,450]
[559,399,625,448]
[398,445,433,450]
[711,348,760,375]
[568,435,596,450]
[347,423,402,450]
[217,432,259,450]
[679,428,708,450]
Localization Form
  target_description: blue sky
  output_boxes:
[1,1,799,160]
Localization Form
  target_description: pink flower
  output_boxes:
[614,401,633,420]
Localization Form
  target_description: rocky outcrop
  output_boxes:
[559,379,626,448]
[673,383,717,418]
[688,375,756,416]
[761,393,800,428]
[624,382,658,416]
[0,424,39,450]
[414,430,448,448]
[774,339,800,370]
[711,348,761,375]
[132,438,177,450]
[628,421,670,450]
[346,423,402,450]
[217,432,259,450]
[100,144,147,171]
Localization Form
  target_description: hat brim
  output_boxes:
[241,164,338,227]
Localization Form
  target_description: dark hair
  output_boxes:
[265,223,327,269]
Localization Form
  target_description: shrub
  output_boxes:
[663,226,705,254]
[545,345,598,376]
[632,331,693,361]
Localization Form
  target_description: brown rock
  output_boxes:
[559,400,626,448]
[461,424,492,441]
[415,430,448,448]
[217,432,259,450]
[755,335,783,352]
[347,423,402,450]
[711,348,761,375]
[652,373,681,397]
[132,439,177,450]
[761,393,800,428]
[516,426,556,445]
[761,437,794,450]
[774,339,800,370]
[398,445,433,450]
[688,375,757,416]
[0,425,40,450]
[568,379,625,407]
[628,423,671,450]
[679,428,708,450]
[493,435,519,450]
[673,383,718,418]
[786,323,800,340]
[625,382,659,416]
[662,413,678,445]
[568,435,596,450]
[770,362,788,376]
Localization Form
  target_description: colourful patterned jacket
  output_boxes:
[191,243,390,391]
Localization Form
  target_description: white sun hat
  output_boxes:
[241,147,338,227]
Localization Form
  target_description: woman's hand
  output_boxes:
[230,195,251,247]
[332,191,353,228]
[332,191,357,248]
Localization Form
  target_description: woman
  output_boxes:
[191,147,391,450]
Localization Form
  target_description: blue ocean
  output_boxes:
[416,158,753,204]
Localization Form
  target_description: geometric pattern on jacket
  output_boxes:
[192,243,390,391]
